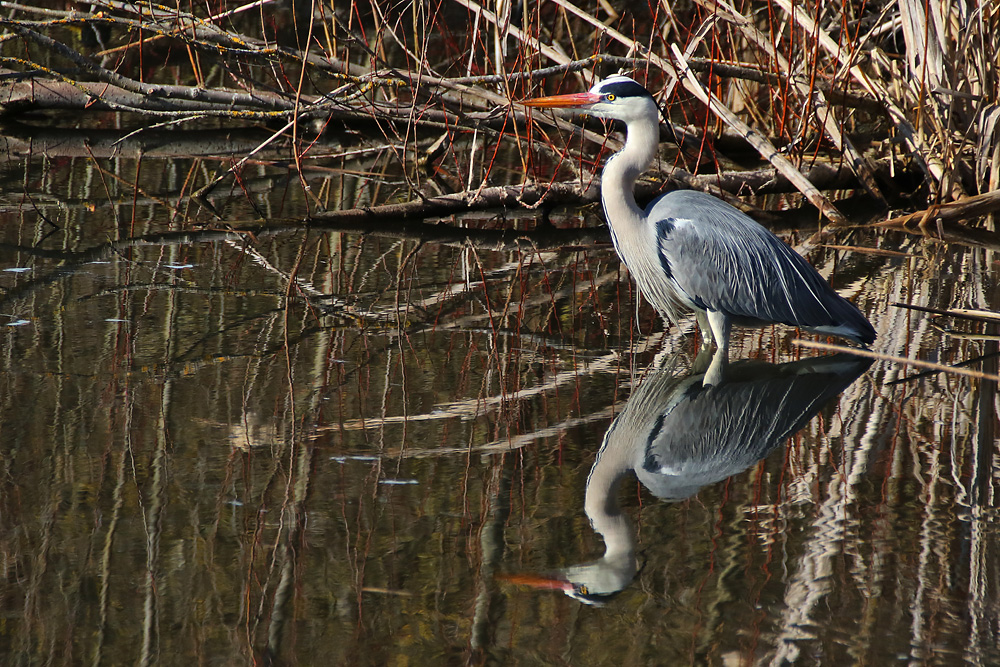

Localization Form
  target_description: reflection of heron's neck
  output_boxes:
[585,430,638,561]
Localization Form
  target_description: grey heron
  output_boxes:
[521,76,875,378]
[502,353,872,604]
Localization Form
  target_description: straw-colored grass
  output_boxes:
[0,0,996,226]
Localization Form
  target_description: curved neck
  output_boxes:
[600,116,659,224]
[585,431,637,560]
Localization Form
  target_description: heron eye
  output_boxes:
[605,94,616,102]
[578,585,589,595]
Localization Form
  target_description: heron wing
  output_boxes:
[647,190,870,338]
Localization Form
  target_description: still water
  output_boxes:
[1,126,998,665]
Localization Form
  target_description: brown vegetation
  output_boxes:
[1,0,998,236]
[2,4,999,665]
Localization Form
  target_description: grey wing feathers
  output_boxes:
[638,354,872,500]
[648,190,874,343]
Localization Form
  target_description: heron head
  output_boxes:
[521,75,658,124]
[498,561,634,606]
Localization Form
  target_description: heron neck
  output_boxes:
[600,115,659,224]
[585,429,637,560]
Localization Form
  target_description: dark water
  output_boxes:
[1,127,998,666]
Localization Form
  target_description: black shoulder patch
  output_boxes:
[655,217,675,279]
[645,413,667,462]
[657,217,675,235]
[599,79,652,99]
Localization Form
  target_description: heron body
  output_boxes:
[522,76,876,373]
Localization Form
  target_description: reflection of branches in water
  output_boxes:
[0,220,607,311]
[0,217,635,433]
[760,250,995,666]
[3,0,997,215]
[0,229,246,309]
[317,332,698,458]
[3,217,995,665]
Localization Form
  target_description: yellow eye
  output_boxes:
[606,94,616,102]
[578,585,589,595]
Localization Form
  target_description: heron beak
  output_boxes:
[520,91,601,109]
[496,572,573,592]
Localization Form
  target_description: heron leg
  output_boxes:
[703,348,727,387]
[705,310,731,359]
[692,346,715,374]
[695,311,714,352]
[702,310,731,387]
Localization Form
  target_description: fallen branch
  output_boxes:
[0,69,294,115]
[793,339,1000,382]
[875,189,1000,227]
[865,190,1000,249]
[301,217,609,250]
[305,165,897,229]
[892,303,1000,324]
[307,181,600,224]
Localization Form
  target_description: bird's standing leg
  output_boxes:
[695,311,714,352]
[702,310,731,387]
[691,310,716,376]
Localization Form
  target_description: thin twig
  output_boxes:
[892,303,1000,324]
[793,340,1000,382]
[671,44,849,226]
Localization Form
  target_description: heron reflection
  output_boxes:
[504,353,871,605]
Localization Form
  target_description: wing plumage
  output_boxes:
[647,190,875,344]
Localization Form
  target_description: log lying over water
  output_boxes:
[0,69,292,115]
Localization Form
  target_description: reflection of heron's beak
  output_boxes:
[496,572,573,592]
[520,92,601,108]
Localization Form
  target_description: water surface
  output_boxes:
[1,126,998,666]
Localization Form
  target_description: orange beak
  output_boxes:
[496,572,573,592]
[520,91,601,109]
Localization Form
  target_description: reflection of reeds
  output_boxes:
[1,1,999,665]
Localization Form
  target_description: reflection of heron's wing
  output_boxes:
[635,354,871,500]
[504,354,870,606]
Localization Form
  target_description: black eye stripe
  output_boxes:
[599,79,651,99]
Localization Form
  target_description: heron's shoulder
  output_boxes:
[648,190,776,250]
[646,190,755,228]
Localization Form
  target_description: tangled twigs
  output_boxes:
[307,181,601,224]
[0,0,996,227]
[671,44,849,226]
